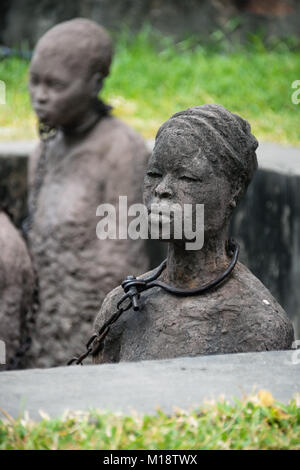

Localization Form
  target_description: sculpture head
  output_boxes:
[143,104,258,245]
[28,18,113,129]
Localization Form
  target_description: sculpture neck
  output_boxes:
[62,107,101,137]
[165,228,231,289]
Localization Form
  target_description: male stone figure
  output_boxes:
[26,19,149,367]
[93,105,294,364]
[0,209,34,369]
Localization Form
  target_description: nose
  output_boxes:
[154,176,173,199]
[34,84,49,105]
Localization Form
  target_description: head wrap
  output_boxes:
[156,104,258,200]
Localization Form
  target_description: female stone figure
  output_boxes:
[0,210,34,369]
[92,104,294,363]
[26,19,149,367]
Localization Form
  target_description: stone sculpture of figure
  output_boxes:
[26,18,149,368]
[93,104,294,364]
[0,209,34,370]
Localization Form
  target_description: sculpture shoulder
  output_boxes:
[28,141,44,187]
[91,116,149,159]
[229,261,294,348]
[93,262,294,361]
[37,118,149,177]
[0,212,34,285]
[232,261,284,310]
[92,267,158,363]
[0,212,29,262]
[93,267,157,332]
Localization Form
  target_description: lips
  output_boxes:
[148,203,181,218]
[151,208,172,217]
[149,213,172,225]
[148,205,175,225]
[33,106,50,120]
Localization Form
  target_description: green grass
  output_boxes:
[0,29,300,144]
[0,391,299,450]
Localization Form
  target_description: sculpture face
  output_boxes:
[29,19,113,130]
[143,131,232,243]
[29,53,101,128]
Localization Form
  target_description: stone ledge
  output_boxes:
[0,140,37,157]
[257,142,300,176]
[0,350,298,420]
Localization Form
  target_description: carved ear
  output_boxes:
[229,184,243,209]
[90,72,103,97]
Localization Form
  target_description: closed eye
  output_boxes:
[48,80,67,90]
[29,74,39,86]
[179,175,200,182]
[147,171,162,178]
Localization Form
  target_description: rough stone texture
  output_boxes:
[93,105,294,364]
[0,212,34,369]
[0,350,299,419]
[25,20,150,368]
[2,1,300,48]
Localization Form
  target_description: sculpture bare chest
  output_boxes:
[98,263,293,363]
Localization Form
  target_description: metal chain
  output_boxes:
[67,303,131,365]
[68,238,239,366]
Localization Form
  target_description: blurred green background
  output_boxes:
[1,0,300,144]
[0,28,299,144]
